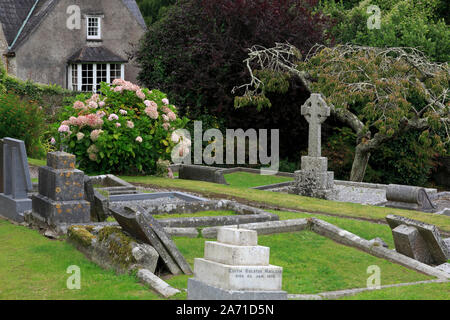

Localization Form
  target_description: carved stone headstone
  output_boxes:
[386,215,449,265]
[187,227,287,300]
[292,94,334,199]
[32,152,90,225]
[0,138,33,222]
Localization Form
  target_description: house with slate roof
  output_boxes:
[0,0,146,91]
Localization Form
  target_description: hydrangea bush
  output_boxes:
[52,80,189,174]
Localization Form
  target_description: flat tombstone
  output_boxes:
[386,215,449,264]
[2,138,32,199]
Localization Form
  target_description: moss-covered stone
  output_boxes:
[98,226,137,268]
[67,226,96,247]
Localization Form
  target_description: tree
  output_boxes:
[320,0,450,62]
[234,43,450,181]
[136,0,176,26]
[134,0,331,115]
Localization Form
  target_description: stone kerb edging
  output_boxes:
[203,218,450,279]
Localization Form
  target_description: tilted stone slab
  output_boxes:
[311,218,450,279]
[392,225,433,264]
[109,205,182,275]
[110,205,193,275]
[386,215,449,264]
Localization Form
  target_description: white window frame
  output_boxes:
[68,63,125,92]
[86,16,102,40]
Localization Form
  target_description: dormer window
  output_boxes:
[87,16,101,40]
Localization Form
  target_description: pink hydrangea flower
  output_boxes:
[136,90,145,100]
[58,124,70,133]
[73,101,86,109]
[96,110,106,118]
[168,111,176,121]
[136,136,143,143]
[162,114,169,122]
[98,101,106,108]
[127,120,134,129]
[114,86,124,93]
[50,137,56,145]
[162,123,170,130]
[162,98,169,105]
[115,122,121,128]
[90,129,103,142]
[88,101,98,109]
[144,106,158,119]
[76,132,85,140]
[108,113,119,121]
[119,109,127,115]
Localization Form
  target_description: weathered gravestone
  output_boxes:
[292,94,334,199]
[109,205,192,275]
[32,152,90,225]
[386,215,449,265]
[386,184,436,212]
[179,164,228,185]
[0,138,33,222]
[187,227,287,300]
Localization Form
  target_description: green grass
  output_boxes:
[120,175,450,233]
[172,231,432,295]
[28,158,46,167]
[224,172,292,188]
[0,219,186,300]
[339,282,450,300]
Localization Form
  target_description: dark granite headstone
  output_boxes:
[0,138,33,222]
[109,205,192,275]
[386,215,449,265]
[32,152,90,225]
[179,165,227,185]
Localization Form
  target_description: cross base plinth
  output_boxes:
[291,156,335,199]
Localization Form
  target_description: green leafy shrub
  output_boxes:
[0,92,46,157]
[320,0,450,62]
[52,80,189,174]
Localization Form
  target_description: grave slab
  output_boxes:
[386,215,449,265]
[392,224,433,264]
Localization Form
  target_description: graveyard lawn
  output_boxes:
[224,172,292,188]
[121,176,450,233]
[1,213,448,299]
[0,218,185,300]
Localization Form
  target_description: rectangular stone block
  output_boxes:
[204,241,270,266]
[294,170,331,190]
[386,215,449,264]
[38,167,85,201]
[193,258,282,291]
[0,193,31,223]
[301,156,328,172]
[392,224,434,264]
[32,194,90,225]
[47,152,76,170]
[217,227,258,246]
[187,278,287,300]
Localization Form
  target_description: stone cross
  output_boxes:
[301,94,330,157]
[2,138,32,199]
